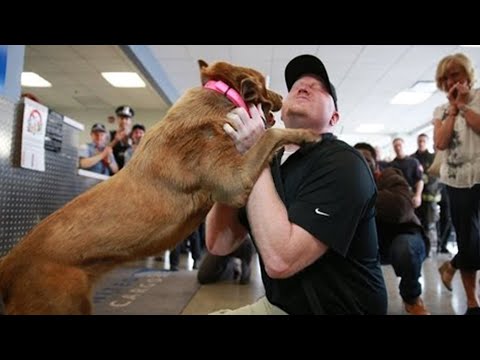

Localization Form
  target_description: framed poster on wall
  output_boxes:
[21,97,48,171]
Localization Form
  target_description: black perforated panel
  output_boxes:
[0,97,101,256]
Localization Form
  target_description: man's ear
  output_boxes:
[198,60,209,85]
[329,112,340,127]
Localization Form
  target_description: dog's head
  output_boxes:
[198,60,282,127]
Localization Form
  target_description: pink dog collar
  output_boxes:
[204,80,250,116]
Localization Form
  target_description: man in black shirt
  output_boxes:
[411,133,441,252]
[206,54,387,314]
[390,137,424,209]
[110,105,134,170]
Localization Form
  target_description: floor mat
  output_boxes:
[93,264,201,315]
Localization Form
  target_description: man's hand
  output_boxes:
[223,104,267,154]
[102,146,113,159]
[412,194,422,209]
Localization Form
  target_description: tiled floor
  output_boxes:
[93,243,475,315]
[183,252,468,315]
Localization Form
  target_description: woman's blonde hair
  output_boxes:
[435,53,476,92]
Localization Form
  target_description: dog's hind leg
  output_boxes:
[209,128,320,207]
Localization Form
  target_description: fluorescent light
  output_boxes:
[355,123,385,133]
[460,45,480,48]
[390,80,437,105]
[101,72,146,88]
[21,72,52,87]
[390,91,432,105]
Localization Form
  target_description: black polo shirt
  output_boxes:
[389,156,423,190]
[240,133,387,314]
[110,130,131,170]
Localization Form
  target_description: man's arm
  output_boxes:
[205,203,248,256]
[246,168,328,279]
[412,179,424,208]
[108,151,119,174]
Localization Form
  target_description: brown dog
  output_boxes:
[0,60,320,314]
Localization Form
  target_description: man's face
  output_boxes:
[393,140,405,157]
[281,74,336,130]
[117,115,132,132]
[357,148,376,175]
[91,131,107,146]
[131,128,145,144]
[417,136,427,152]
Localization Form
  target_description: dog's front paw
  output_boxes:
[299,129,322,144]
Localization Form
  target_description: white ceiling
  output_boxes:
[22,45,480,149]
[23,45,170,113]
[148,45,480,147]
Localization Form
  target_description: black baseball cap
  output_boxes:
[285,54,338,110]
[91,123,107,133]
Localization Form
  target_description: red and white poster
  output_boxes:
[21,97,48,171]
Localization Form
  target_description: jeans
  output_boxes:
[381,232,426,303]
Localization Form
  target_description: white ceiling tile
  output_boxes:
[272,45,319,59]
[149,45,190,59]
[186,46,231,63]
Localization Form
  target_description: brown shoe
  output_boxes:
[404,297,431,315]
[438,261,455,291]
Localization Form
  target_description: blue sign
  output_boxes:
[0,45,7,91]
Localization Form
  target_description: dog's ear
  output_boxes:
[198,60,209,85]
[267,90,283,112]
[263,90,283,128]
[240,78,261,104]
[241,78,283,127]
[242,77,273,115]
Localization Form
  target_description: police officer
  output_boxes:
[110,105,134,170]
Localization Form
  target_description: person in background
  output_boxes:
[124,124,146,165]
[197,235,255,285]
[375,145,390,171]
[355,142,430,315]
[169,228,202,271]
[205,54,387,314]
[434,53,480,315]
[411,133,441,251]
[79,123,118,175]
[390,137,424,210]
[110,105,134,170]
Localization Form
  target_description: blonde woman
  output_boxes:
[434,53,480,315]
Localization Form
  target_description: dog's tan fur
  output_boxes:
[0,60,320,314]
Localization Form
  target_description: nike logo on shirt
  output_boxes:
[315,208,330,217]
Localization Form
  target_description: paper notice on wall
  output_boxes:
[21,97,48,172]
